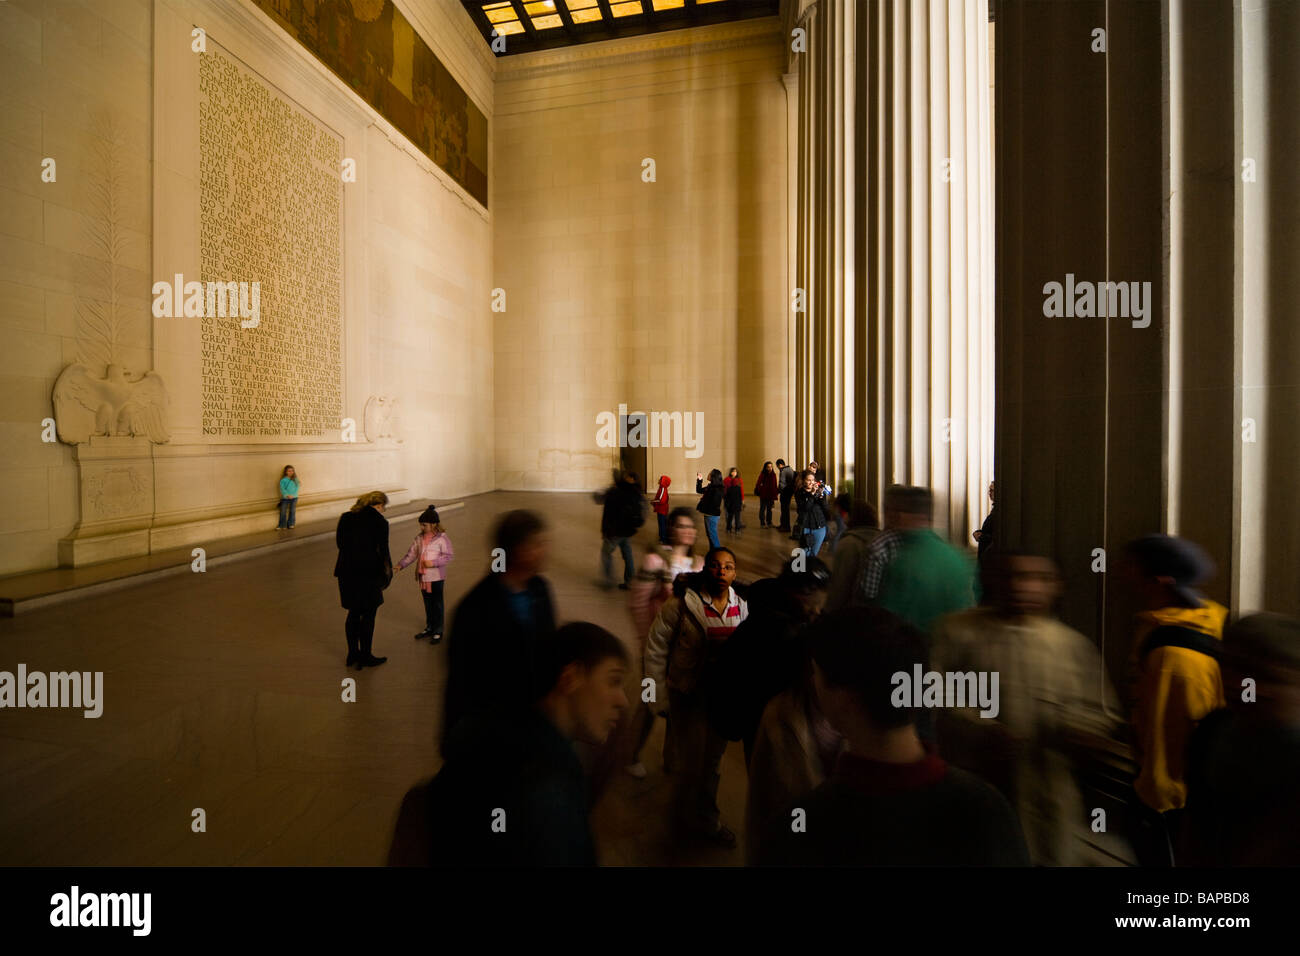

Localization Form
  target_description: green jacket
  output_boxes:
[876,528,974,632]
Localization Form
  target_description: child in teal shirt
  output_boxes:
[278,465,300,529]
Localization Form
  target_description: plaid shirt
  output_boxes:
[856,529,903,601]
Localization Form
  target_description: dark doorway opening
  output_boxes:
[619,413,648,492]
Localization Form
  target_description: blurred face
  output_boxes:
[705,552,737,593]
[1120,555,1173,610]
[568,656,629,744]
[988,481,995,504]
[512,531,550,576]
[803,474,815,491]
[286,468,295,478]
[997,556,1061,616]
[795,588,828,622]
[672,517,697,549]
[896,508,928,531]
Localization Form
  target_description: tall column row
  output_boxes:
[790,0,995,538]
[996,0,1300,683]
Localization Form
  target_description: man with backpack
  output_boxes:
[1122,534,1227,865]
[599,470,648,590]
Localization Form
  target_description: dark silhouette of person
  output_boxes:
[440,510,557,756]
[708,556,831,765]
[333,490,392,670]
[390,623,630,867]
[973,480,997,564]
[755,607,1030,866]
[1186,613,1300,866]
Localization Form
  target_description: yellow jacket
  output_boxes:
[1131,602,1228,812]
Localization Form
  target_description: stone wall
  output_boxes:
[490,18,791,493]
[0,0,153,574]
[0,0,494,574]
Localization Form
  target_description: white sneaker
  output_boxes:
[625,762,647,779]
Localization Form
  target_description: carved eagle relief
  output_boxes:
[52,364,171,445]
[363,395,403,443]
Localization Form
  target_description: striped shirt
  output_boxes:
[700,590,743,639]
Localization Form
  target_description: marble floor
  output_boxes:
[0,490,799,866]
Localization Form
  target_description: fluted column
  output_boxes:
[792,0,839,473]
[860,0,997,534]
[792,0,995,535]
[1235,0,1300,614]
[997,0,1300,687]
[997,0,1162,680]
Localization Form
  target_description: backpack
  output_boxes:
[1139,625,1221,663]
[622,488,646,530]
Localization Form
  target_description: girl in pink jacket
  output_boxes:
[395,506,454,643]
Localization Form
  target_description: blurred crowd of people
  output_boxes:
[360,466,1299,867]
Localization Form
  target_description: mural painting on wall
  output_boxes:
[252,0,489,207]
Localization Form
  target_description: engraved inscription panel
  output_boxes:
[198,48,343,439]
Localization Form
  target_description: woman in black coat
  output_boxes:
[695,469,725,550]
[334,490,393,670]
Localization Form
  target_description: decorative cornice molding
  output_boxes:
[494,16,784,81]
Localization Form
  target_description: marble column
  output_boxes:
[997,0,1162,682]
[792,0,995,534]
[1236,0,1300,615]
[792,1,818,471]
[995,0,1300,685]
